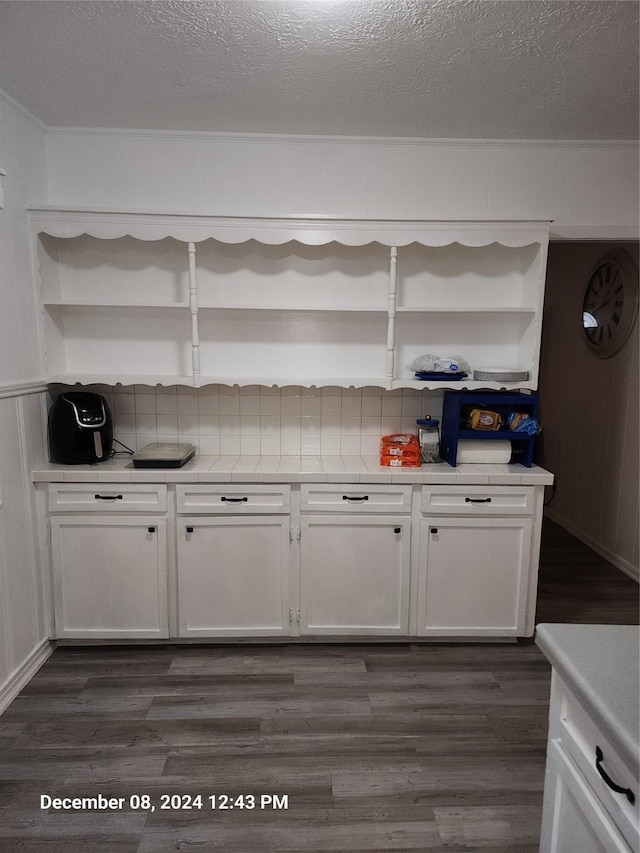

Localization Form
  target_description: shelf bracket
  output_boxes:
[187,242,200,378]
[386,246,398,387]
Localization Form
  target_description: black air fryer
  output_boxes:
[48,392,113,464]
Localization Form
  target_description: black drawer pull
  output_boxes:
[221,496,248,503]
[186,526,194,534]
[343,495,369,501]
[95,494,123,501]
[595,746,635,804]
[465,497,492,503]
[394,527,402,534]
[430,527,438,534]
[147,527,156,534]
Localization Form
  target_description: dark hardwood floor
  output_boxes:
[0,518,637,852]
[536,519,639,625]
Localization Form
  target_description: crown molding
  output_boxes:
[43,126,640,149]
[0,87,47,132]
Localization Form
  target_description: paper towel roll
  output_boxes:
[457,439,512,464]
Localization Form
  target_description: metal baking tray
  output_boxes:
[132,442,197,468]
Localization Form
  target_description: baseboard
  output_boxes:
[545,508,640,583]
[0,638,53,715]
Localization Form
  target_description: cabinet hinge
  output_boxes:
[288,608,301,625]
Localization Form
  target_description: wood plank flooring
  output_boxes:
[0,518,637,852]
[536,519,639,625]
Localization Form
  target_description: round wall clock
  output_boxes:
[582,248,639,358]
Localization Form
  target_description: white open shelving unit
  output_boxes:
[30,208,550,390]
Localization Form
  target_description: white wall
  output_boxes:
[0,90,51,712]
[539,242,639,581]
[45,131,638,239]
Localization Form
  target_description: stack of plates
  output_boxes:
[414,371,468,381]
[473,368,529,383]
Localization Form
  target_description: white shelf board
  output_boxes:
[43,301,190,310]
[195,305,538,315]
[197,304,386,313]
[393,379,535,391]
[194,376,391,389]
[29,207,551,248]
[44,374,537,391]
[395,306,537,315]
[46,374,392,390]
[46,374,196,388]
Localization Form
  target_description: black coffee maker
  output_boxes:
[48,392,113,464]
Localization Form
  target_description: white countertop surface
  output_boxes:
[536,623,640,767]
[33,455,554,485]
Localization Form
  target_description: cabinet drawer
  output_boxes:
[421,485,534,516]
[555,675,639,850]
[177,484,291,514]
[546,739,633,853]
[49,483,167,513]
[301,484,412,513]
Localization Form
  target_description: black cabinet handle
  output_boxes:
[465,497,492,503]
[147,526,155,534]
[221,496,248,503]
[595,746,635,804]
[343,495,369,501]
[186,526,194,534]
[430,527,438,534]
[95,494,123,501]
[394,527,402,534]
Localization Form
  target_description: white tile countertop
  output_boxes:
[32,455,554,485]
[536,623,640,768]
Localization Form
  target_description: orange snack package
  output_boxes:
[379,433,421,467]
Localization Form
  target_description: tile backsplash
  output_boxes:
[52,385,444,456]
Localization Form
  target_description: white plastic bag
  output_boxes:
[409,354,470,374]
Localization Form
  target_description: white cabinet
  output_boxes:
[539,672,639,853]
[30,210,550,390]
[542,740,633,853]
[49,483,168,513]
[417,484,535,637]
[420,484,534,516]
[42,478,546,642]
[50,515,168,639]
[299,484,411,636]
[175,484,292,637]
[416,516,532,637]
[48,482,169,639]
[177,516,291,637]
[301,483,412,513]
[300,516,410,636]
[177,483,291,514]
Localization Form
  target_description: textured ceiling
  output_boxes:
[0,0,638,139]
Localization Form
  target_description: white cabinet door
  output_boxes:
[300,515,410,635]
[177,517,291,637]
[417,516,532,637]
[51,516,168,639]
[539,740,633,853]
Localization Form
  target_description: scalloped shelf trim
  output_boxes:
[28,208,550,248]
[45,374,537,392]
